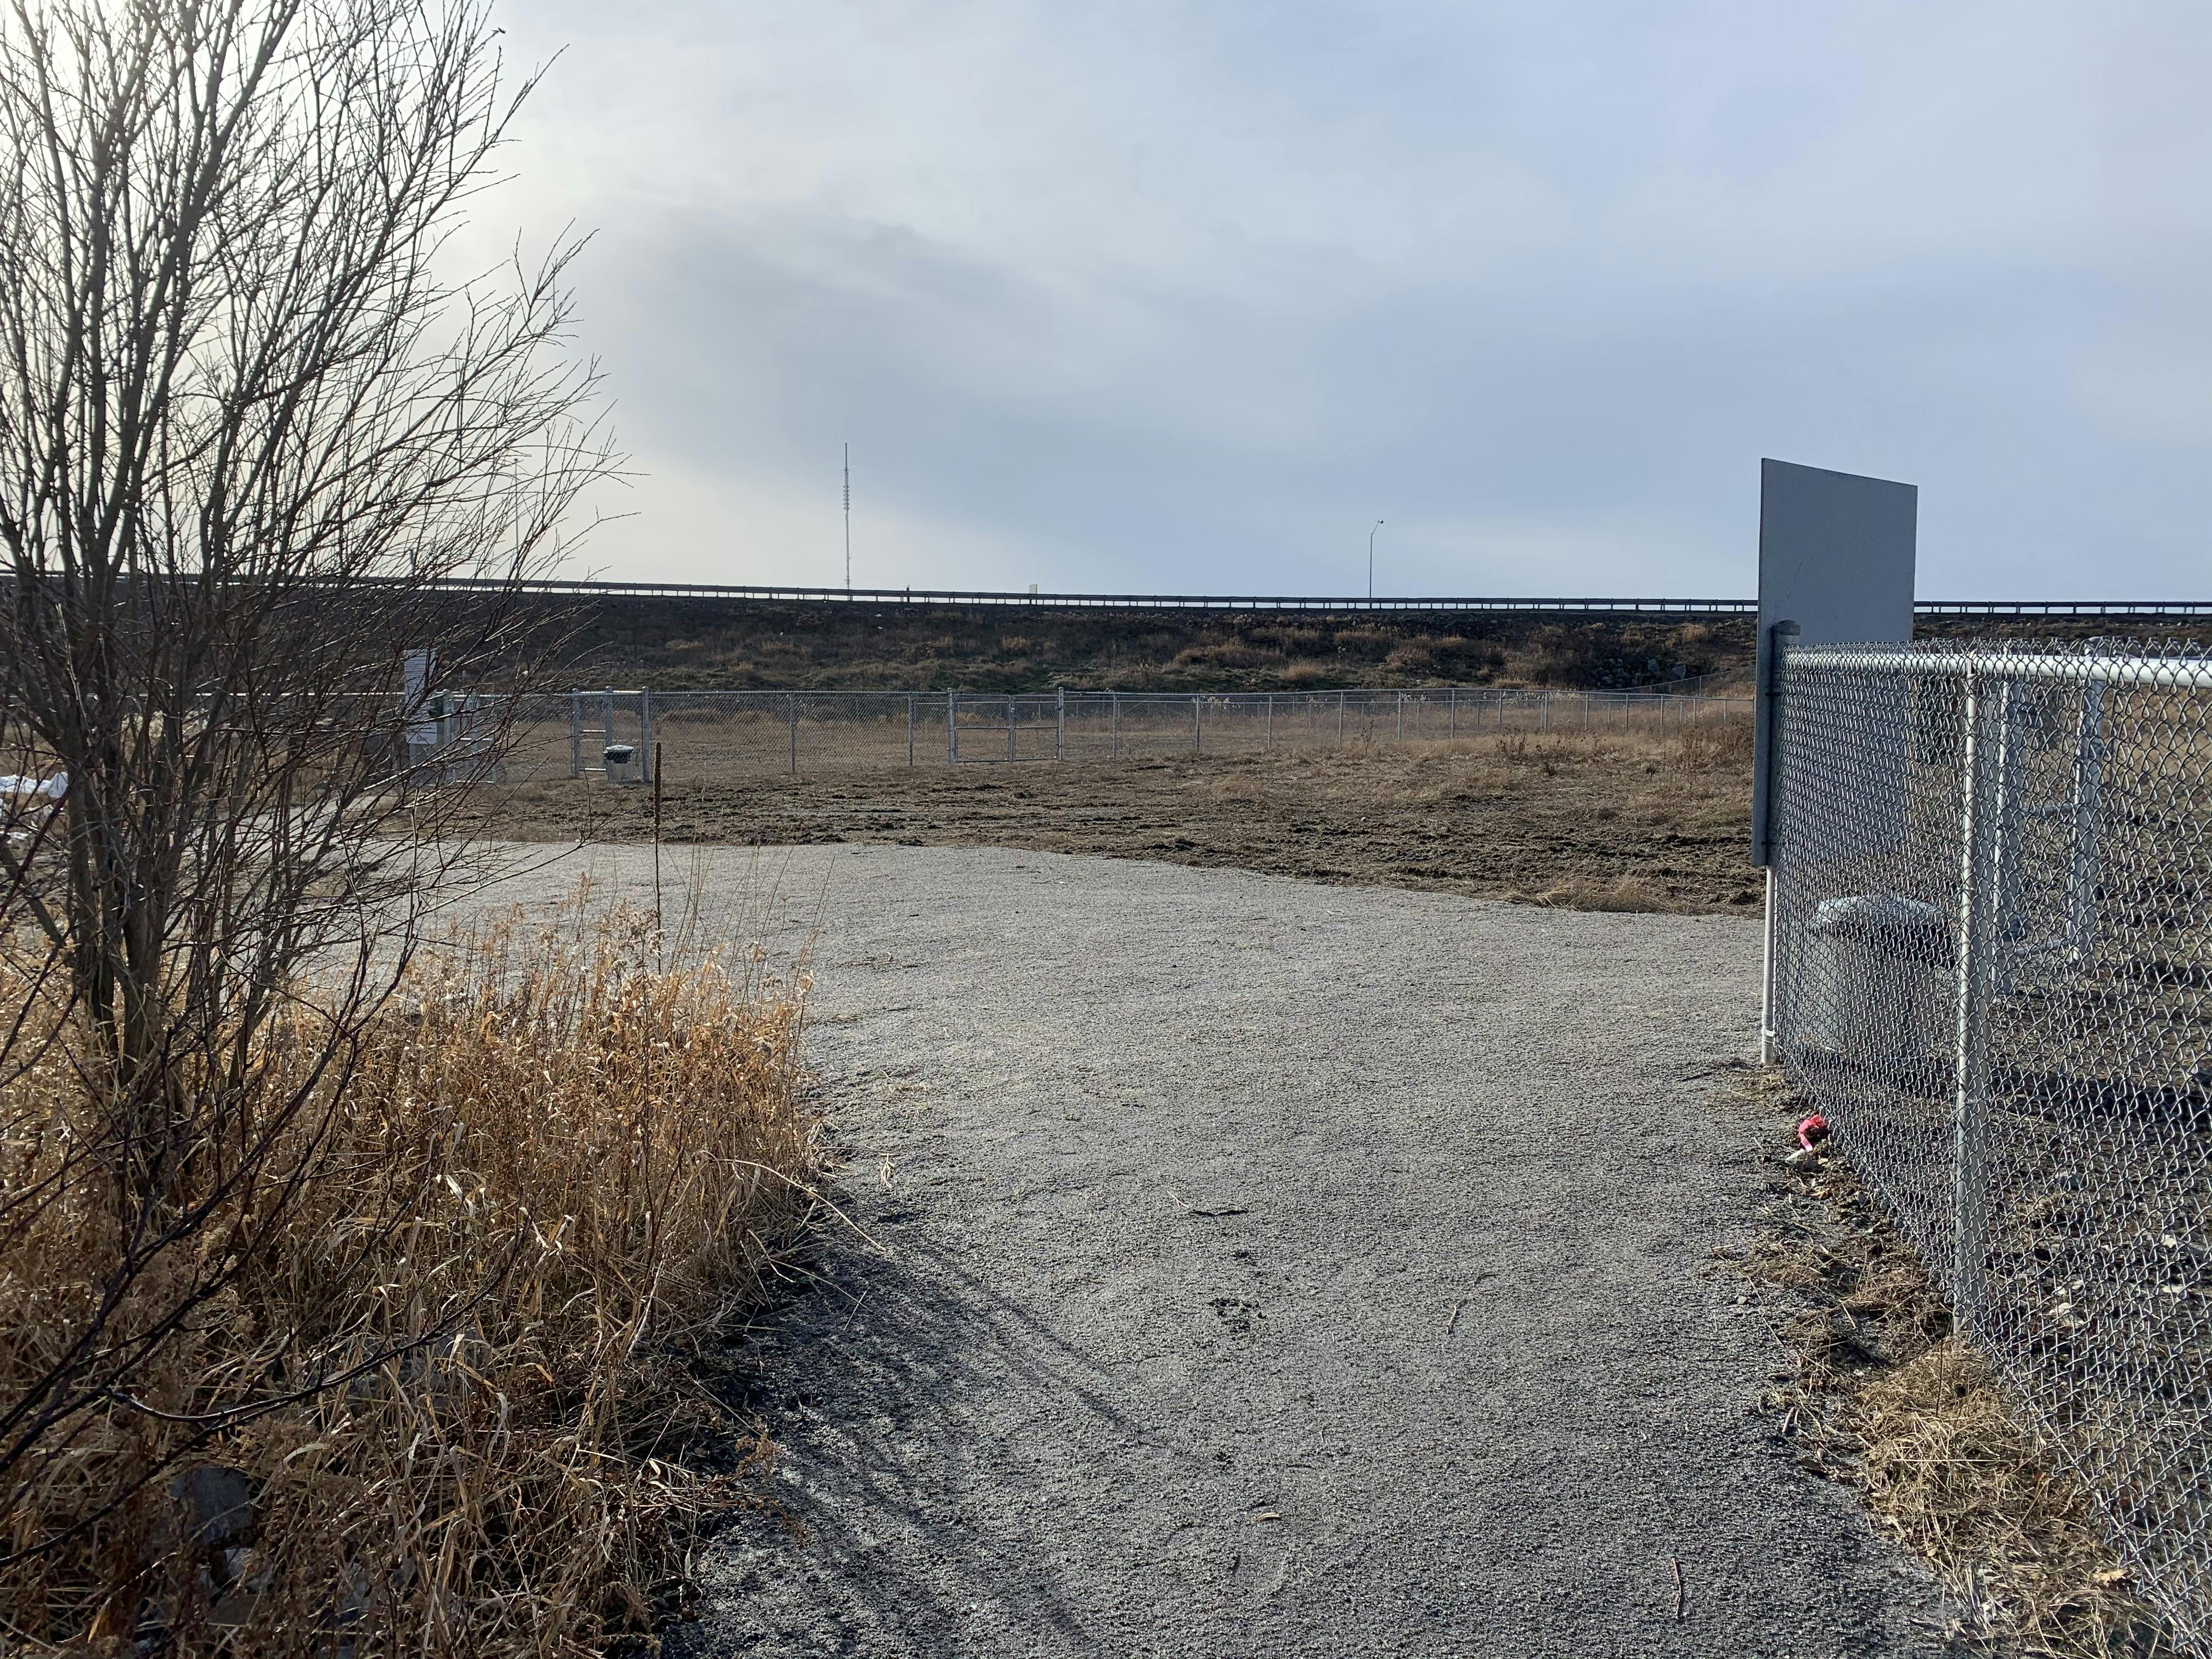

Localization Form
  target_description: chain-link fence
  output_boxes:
[495,685,1750,783]
[1766,637,2212,1650]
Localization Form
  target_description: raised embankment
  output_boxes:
[541,586,2204,695]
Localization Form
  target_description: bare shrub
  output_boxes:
[1330,627,1394,659]
[0,0,625,1639]
[1172,642,1263,669]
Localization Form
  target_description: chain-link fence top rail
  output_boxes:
[491,686,1752,783]
[1768,636,2212,1652]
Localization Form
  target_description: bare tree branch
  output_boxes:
[0,0,616,1608]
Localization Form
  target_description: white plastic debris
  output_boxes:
[0,772,66,800]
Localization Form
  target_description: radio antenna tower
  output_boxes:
[843,443,851,591]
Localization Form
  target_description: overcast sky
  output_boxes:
[484,1,2212,599]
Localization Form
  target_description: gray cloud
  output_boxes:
[495,0,2212,596]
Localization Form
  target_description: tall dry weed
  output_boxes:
[1,905,820,1655]
[1671,713,1754,771]
[1531,873,1680,913]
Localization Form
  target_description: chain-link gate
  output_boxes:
[1766,636,2212,1650]
[947,690,1064,762]
[564,689,654,783]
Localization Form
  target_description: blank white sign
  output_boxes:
[1751,459,1917,865]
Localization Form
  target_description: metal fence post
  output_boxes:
[948,690,958,762]
[1266,693,1274,746]
[1542,691,1551,731]
[1757,623,1799,1065]
[1338,690,1345,743]
[1993,683,2029,994]
[1007,696,1017,761]
[1056,685,1066,761]
[1448,687,1456,740]
[1951,668,1999,1330]
[2066,678,2106,961]
[569,691,582,778]
[1396,692,1404,741]
[640,688,654,782]
[908,693,916,766]
[1193,695,1203,755]
[787,695,799,774]
[1111,690,1119,759]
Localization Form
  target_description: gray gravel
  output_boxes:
[505,843,1954,1658]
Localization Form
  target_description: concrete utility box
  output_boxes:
[602,743,640,785]
[1801,895,1951,1081]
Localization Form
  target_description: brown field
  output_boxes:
[476,715,1762,913]
[504,684,1749,780]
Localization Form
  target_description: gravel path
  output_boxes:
[511,843,1952,1658]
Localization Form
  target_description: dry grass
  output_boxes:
[501,690,1754,786]
[1721,1073,2177,1657]
[559,599,1748,693]
[1,901,822,1655]
[556,592,2185,697]
[1531,873,1681,912]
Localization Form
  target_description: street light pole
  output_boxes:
[1368,520,1384,601]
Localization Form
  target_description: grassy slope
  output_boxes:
[557,597,1759,692]
[552,596,2193,695]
